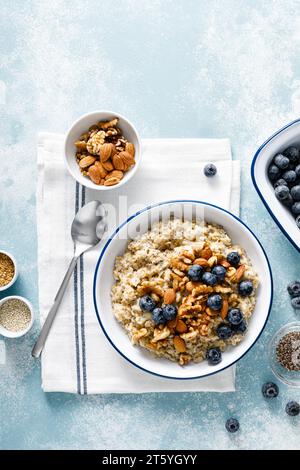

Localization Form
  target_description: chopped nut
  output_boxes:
[86,131,106,155]
[152,327,171,343]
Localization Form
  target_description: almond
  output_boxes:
[102,159,114,171]
[100,143,115,163]
[220,298,228,319]
[112,153,126,171]
[163,288,176,304]
[104,177,119,186]
[234,264,245,282]
[220,259,230,268]
[193,258,209,267]
[173,336,186,353]
[201,246,213,260]
[79,155,96,168]
[88,165,101,184]
[119,151,135,169]
[125,142,135,157]
[105,170,124,180]
[94,161,108,178]
[176,319,188,334]
[167,318,178,331]
[75,140,87,151]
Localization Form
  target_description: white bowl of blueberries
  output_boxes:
[251,119,300,251]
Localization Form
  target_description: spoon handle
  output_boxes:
[32,255,79,358]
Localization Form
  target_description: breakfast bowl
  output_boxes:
[93,200,273,380]
[64,110,141,191]
[251,119,300,252]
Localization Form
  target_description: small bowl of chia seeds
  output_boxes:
[0,296,34,338]
[269,322,300,387]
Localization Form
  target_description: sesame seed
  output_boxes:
[0,299,31,332]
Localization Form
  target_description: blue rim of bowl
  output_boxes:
[251,118,300,253]
[93,199,273,380]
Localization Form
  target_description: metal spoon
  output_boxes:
[32,200,107,358]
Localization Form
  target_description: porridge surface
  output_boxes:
[111,219,259,366]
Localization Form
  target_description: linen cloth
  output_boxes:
[37,133,240,393]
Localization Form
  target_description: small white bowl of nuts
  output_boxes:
[64,111,141,190]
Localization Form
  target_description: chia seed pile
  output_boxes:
[0,299,31,332]
[276,332,300,371]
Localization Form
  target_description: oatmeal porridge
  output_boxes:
[111,218,259,366]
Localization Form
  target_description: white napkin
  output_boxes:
[37,133,240,394]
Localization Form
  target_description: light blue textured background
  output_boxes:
[0,0,300,450]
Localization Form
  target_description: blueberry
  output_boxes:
[285,401,300,416]
[274,178,288,189]
[274,154,290,169]
[284,146,300,163]
[187,264,204,282]
[295,164,300,178]
[287,280,300,297]
[212,265,227,281]
[216,323,232,340]
[268,164,281,181]
[292,201,300,215]
[262,382,279,399]
[238,280,253,296]
[202,271,218,286]
[227,308,243,325]
[162,304,177,320]
[291,296,300,309]
[204,163,217,177]
[225,418,240,433]
[275,185,290,201]
[139,295,156,312]
[291,185,300,201]
[296,215,300,229]
[282,194,294,208]
[227,251,240,266]
[232,319,247,334]
[207,294,223,311]
[206,347,222,365]
[282,170,297,184]
[152,307,165,325]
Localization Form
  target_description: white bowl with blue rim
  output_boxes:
[251,119,300,252]
[93,200,273,380]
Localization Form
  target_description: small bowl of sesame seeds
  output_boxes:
[269,322,300,387]
[0,250,18,292]
[0,296,34,338]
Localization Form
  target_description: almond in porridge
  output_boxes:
[111,219,259,366]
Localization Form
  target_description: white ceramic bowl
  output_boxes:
[0,250,18,292]
[0,295,34,338]
[251,119,300,252]
[64,110,142,191]
[93,200,273,380]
